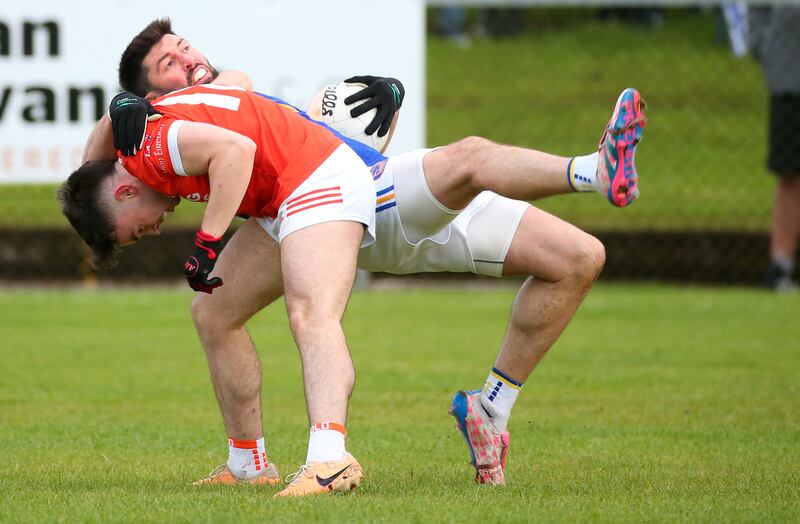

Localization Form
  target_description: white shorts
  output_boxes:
[358,148,530,277]
[256,145,376,247]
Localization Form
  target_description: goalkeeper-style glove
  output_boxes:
[108,91,162,156]
[184,231,224,294]
[343,76,405,137]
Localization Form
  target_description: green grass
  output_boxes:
[1,284,797,522]
[427,12,773,231]
[1,10,775,232]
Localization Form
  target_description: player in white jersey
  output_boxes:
[81,19,646,495]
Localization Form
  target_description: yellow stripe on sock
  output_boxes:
[490,370,522,390]
[568,158,578,190]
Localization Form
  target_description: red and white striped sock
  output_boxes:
[227,437,268,480]
[306,422,347,463]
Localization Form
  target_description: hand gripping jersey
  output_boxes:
[118,84,353,218]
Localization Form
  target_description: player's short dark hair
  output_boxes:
[57,160,119,268]
[119,18,175,96]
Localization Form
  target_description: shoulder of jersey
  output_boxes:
[154,83,248,103]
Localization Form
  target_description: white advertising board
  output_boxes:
[0,0,425,183]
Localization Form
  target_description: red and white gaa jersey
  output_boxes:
[118,84,343,218]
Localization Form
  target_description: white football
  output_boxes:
[306,82,393,153]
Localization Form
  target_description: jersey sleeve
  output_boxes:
[118,116,189,189]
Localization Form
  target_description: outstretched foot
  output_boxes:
[597,88,647,207]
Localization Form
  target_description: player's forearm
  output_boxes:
[200,139,257,238]
[82,114,117,163]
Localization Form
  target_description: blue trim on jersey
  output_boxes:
[254,91,387,167]
[376,185,394,197]
[376,202,397,213]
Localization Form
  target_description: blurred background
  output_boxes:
[1,0,798,289]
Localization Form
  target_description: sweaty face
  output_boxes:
[113,190,181,246]
[142,34,219,96]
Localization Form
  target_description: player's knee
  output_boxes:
[443,136,494,185]
[455,135,493,153]
[455,135,493,164]
[570,235,606,284]
[285,300,339,338]
[190,294,230,336]
[190,295,210,329]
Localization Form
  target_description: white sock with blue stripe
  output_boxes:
[567,152,600,193]
[479,367,523,433]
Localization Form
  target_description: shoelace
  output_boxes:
[607,114,648,137]
[625,113,648,132]
[207,464,229,478]
[203,464,272,483]
[284,464,312,484]
[608,98,648,135]
[620,99,648,132]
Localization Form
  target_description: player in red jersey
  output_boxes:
[67,19,647,496]
[64,83,377,494]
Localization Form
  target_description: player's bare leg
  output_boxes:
[275,220,365,497]
[190,218,284,485]
[280,220,363,425]
[425,88,646,211]
[423,136,572,210]
[497,207,605,378]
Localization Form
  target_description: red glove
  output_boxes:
[184,231,224,293]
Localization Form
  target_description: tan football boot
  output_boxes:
[274,453,363,497]
[193,463,281,486]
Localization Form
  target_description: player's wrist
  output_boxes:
[185,231,225,293]
[384,77,405,108]
[196,230,223,243]
[108,91,142,113]
[108,91,160,156]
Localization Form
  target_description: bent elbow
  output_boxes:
[239,136,257,158]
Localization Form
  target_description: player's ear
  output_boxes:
[114,184,138,201]
[144,91,159,101]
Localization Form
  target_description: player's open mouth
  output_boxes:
[190,66,209,85]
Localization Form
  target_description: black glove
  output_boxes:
[343,76,405,137]
[184,231,224,293]
[108,91,161,156]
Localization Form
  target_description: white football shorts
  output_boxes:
[358,148,530,277]
[256,144,376,247]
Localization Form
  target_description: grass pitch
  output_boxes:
[0,284,797,522]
